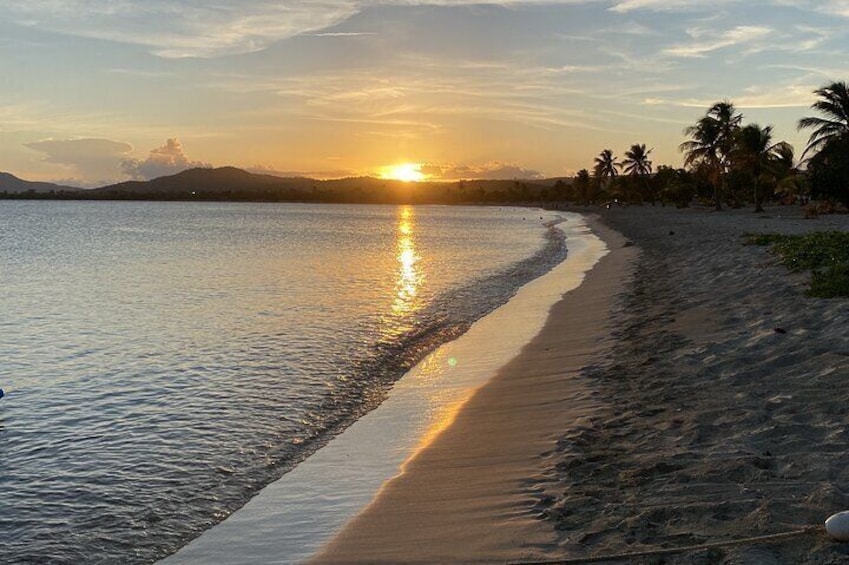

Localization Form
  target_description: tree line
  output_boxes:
[557,80,849,210]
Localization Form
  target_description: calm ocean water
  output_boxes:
[0,201,566,564]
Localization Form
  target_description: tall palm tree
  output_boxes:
[770,142,803,203]
[593,149,619,193]
[680,116,723,209]
[621,143,653,176]
[622,143,653,203]
[679,101,742,210]
[798,81,849,160]
[732,124,786,212]
[707,101,743,154]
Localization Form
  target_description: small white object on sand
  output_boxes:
[825,511,849,541]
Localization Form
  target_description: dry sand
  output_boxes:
[541,205,849,564]
[312,220,638,563]
[315,205,849,565]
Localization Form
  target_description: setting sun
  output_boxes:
[379,163,427,182]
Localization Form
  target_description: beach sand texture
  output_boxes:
[314,205,849,565]
[312,220,638,563]
[540,206,849,564]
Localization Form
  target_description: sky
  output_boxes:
[2,1,848,187]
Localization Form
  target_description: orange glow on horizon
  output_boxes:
[378,162,428,182]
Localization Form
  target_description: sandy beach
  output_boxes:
[312,218,638,563]
[314,205,849,564]
[542,205,849,564]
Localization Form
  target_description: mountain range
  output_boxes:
[0,172,79,194]
[0,167,562,204]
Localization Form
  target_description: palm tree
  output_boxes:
[680,117,723,209]
[679,101,742,210]
[621,143,653,176]
[798,81,849,160]
[707,101,743,153]
[574,168,592,203]
[622,143,653,202]
[770,143,803,203]
[593,149,619,192]
[732,124,787,212]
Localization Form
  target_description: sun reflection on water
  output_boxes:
[392,206,423,317]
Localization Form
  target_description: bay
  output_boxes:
[0,201,564,564]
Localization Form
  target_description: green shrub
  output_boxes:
[746,231,849,297]
[744,233,791,246]
[809,263,849,297]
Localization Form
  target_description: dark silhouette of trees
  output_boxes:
[621,143,653,177]
[798,81,849,206]
[622,143,653,203]
[653,166,696,207]
[679,101,742,210]
[574,169,592,203]
[593,149,619,200]
[732,124,790,212]
[805,138,849,206]
[798,81,849,158]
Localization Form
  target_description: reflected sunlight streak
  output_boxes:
[399,350,475,472]
[392,206,423,317]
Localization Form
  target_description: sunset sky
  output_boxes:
[2,1,848,186]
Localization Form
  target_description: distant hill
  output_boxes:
[91,166,317,198]
[0,172,80,194]
[3,166,564,204]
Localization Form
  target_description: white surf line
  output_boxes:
[159,212,608,565]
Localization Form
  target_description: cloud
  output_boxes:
[121,138,211,180]
[786,0,849,19]
[246,164,356,179]
[25,137,133,163]
[422,161,544,181]
[0,1,362,58]
[0,0,612,58]
[663,25,774,58]
[642,79,816,109]
[24,138,134,185]
[609,0,741,12]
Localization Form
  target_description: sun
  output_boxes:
[379,162,427,182]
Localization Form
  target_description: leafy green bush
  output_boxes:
[745,231,849,297]
[744,233,791,247]
[810,263,849,297]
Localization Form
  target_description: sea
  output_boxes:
[0,201,579,564]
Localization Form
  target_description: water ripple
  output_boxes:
[0,202,561,564]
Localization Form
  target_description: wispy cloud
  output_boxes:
[609,0,741,13]
[303,32,376,37]
[23,137,134,185]
[803,0,849,18]
[1,0,582,58]
[643,81,816,109]
[0,1,362,57]
[663,25,774,58]
[421,161,543,180]
[246,164,357,179]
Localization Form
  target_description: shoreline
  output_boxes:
[159,212,610,564]
[312,217,638,562]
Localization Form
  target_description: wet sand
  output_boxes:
[315,205,849,565]
[312,219,638,563]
